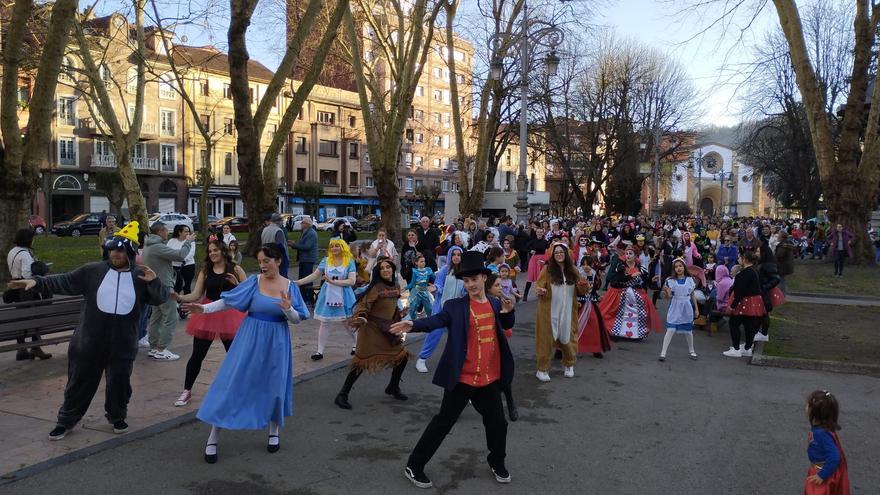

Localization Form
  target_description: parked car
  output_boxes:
[189,214,219,232]
[358,214,379,232]
[318,217,353,232]
[52,212,104,237]
[285,214,316,232]
[209,216,249,233]
[29,215,47,234]
[340,216,360,231]
[148,213,194,234]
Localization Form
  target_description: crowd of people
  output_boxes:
[2,210,856,492]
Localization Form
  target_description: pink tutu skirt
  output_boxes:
[186,297,246,340]
[527,254,547,282]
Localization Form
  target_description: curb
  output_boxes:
[787,291,880,302]
[0,333,428,486]
[750,341,880,376]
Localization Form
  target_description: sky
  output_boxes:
[126,0,784,129]
[598,0,779,127]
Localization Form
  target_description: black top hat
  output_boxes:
[456,251,492,279]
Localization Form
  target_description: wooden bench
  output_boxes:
[0,295,83,352]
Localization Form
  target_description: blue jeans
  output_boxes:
[418,328,447,360]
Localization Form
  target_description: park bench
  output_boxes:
[0,295,83,353]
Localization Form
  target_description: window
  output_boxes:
[366,177,374,188]
[223,84,232,99]
[317,111,335,125]
[441,135,450,149]
[348,115,356,127]
[398,178,403,189]
[58,137,76,166]
[158,73,176,99]
[415,179,424,189]
[319,170,338,185]
[95,139,113,157]
[432,90,442,102]
[223,118,234,135]
[405,129,414,143]
[530,173,536,192]
[296,168,306,181]
[53,175,81,190]
[99,64,112,83]
[456,74,465,84]
[413,109,424,121]
[126,67,138,93]
[414,156,423,168]
[318,139,338,156]
[60,57,75,81]
[442,90,451,105]
[505,171,512,191]
[434,158,442,169]
[432,136,441,147]
[415,86,424,97]
[433,112,441,124]
[433,180,441,190]
[451,182,460,192]
[57,97,75,126]
[295,136,307,154]
[442,180,449,192]
[160,144,176,172]
[415,133,424,144]
[199,114,210,133]
[199,150,209,171]
[349,172,358,187]
[17,84,29,106]
[432,67,442,79]
[404,177,414,192]
[224,152,233,175]
[160,109,176,136]
[249,86,257,104]
[442,112,451,127]
[348,142,358,159]
[200,80,209,96]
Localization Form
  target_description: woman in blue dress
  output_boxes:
[182,244,309,464]
[296,238,357,361]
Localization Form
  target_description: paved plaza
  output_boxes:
[1,296,878,494]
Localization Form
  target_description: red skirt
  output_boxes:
[768,287,786,308]
[598,286,664,339]
[804,432,850,495]
[186,297,246,341]
[726,294,767,317]
[527,254,547,282]
[577,300,611,354]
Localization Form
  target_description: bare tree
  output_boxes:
[342,0,444,242]
[0,0,79,283]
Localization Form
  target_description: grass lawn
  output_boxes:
[785,259,880,298]
[762,302,880,365]
[31,230,376,275]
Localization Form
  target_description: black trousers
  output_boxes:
[57,352,134,428]
[833,251,847,275]
[174,264,196,295]
[299,261,315,304]
[184,336,233,390]
[729,315,760,351]
[407,382,507,470]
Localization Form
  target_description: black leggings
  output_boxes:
[833,251,847,275]
[729,315,760,351]
[174,264,196,295]
[184,337,233,390]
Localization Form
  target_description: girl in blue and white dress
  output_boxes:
[296,238,357,361]
[658,258,699,361]
[182,244,309,464]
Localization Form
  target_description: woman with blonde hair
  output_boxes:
[296,239,358,361]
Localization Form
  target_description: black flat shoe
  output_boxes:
[30,348,52,360]
[310,353,324,361]
[385,386,408,401]
[335,393,352,410]
[267,435,280,453]
[592,352,604,359]
[16,350,34,361]
[204,443,218,464]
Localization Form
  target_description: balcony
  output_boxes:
[321,183,340,193]
[79,118,158,139]
[90,155,159,170]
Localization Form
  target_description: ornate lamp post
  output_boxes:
[688,149,716,215]
[489,1,564,225]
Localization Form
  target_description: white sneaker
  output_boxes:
[535,371,551,382]
[753,333,769,342]
[138,337,150,348]
[741,347,753,357]
[152,349,180,361]
[722,347,742,358]
[563,366,574,378]
[148,348,158,358]
[174,390,192,407]
[415,359,428,373]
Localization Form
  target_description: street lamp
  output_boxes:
[489,1,564,225]
[727,172,736,215]
[688,149,715,215]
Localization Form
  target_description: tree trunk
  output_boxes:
[373,154,402,245]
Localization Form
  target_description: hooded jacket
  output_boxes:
[141,234,192,287]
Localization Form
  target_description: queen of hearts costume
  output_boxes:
[597,246,663,340]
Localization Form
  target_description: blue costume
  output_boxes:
[418,246,465,361]
[196,275,309,429]
[407,266,435,320]
[313,258,357,321]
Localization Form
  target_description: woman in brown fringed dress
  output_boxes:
[334,258,410,410]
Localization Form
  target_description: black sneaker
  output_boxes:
[491,464,511,484]
[48,425,68,441]
[112,420,128,433]
[404,466,432,489]
[310,352,324,361]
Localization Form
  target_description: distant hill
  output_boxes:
[696,125,740,148]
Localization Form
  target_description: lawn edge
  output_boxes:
[751,342,880,377]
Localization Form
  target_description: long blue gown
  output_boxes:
[196,275,309,429]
